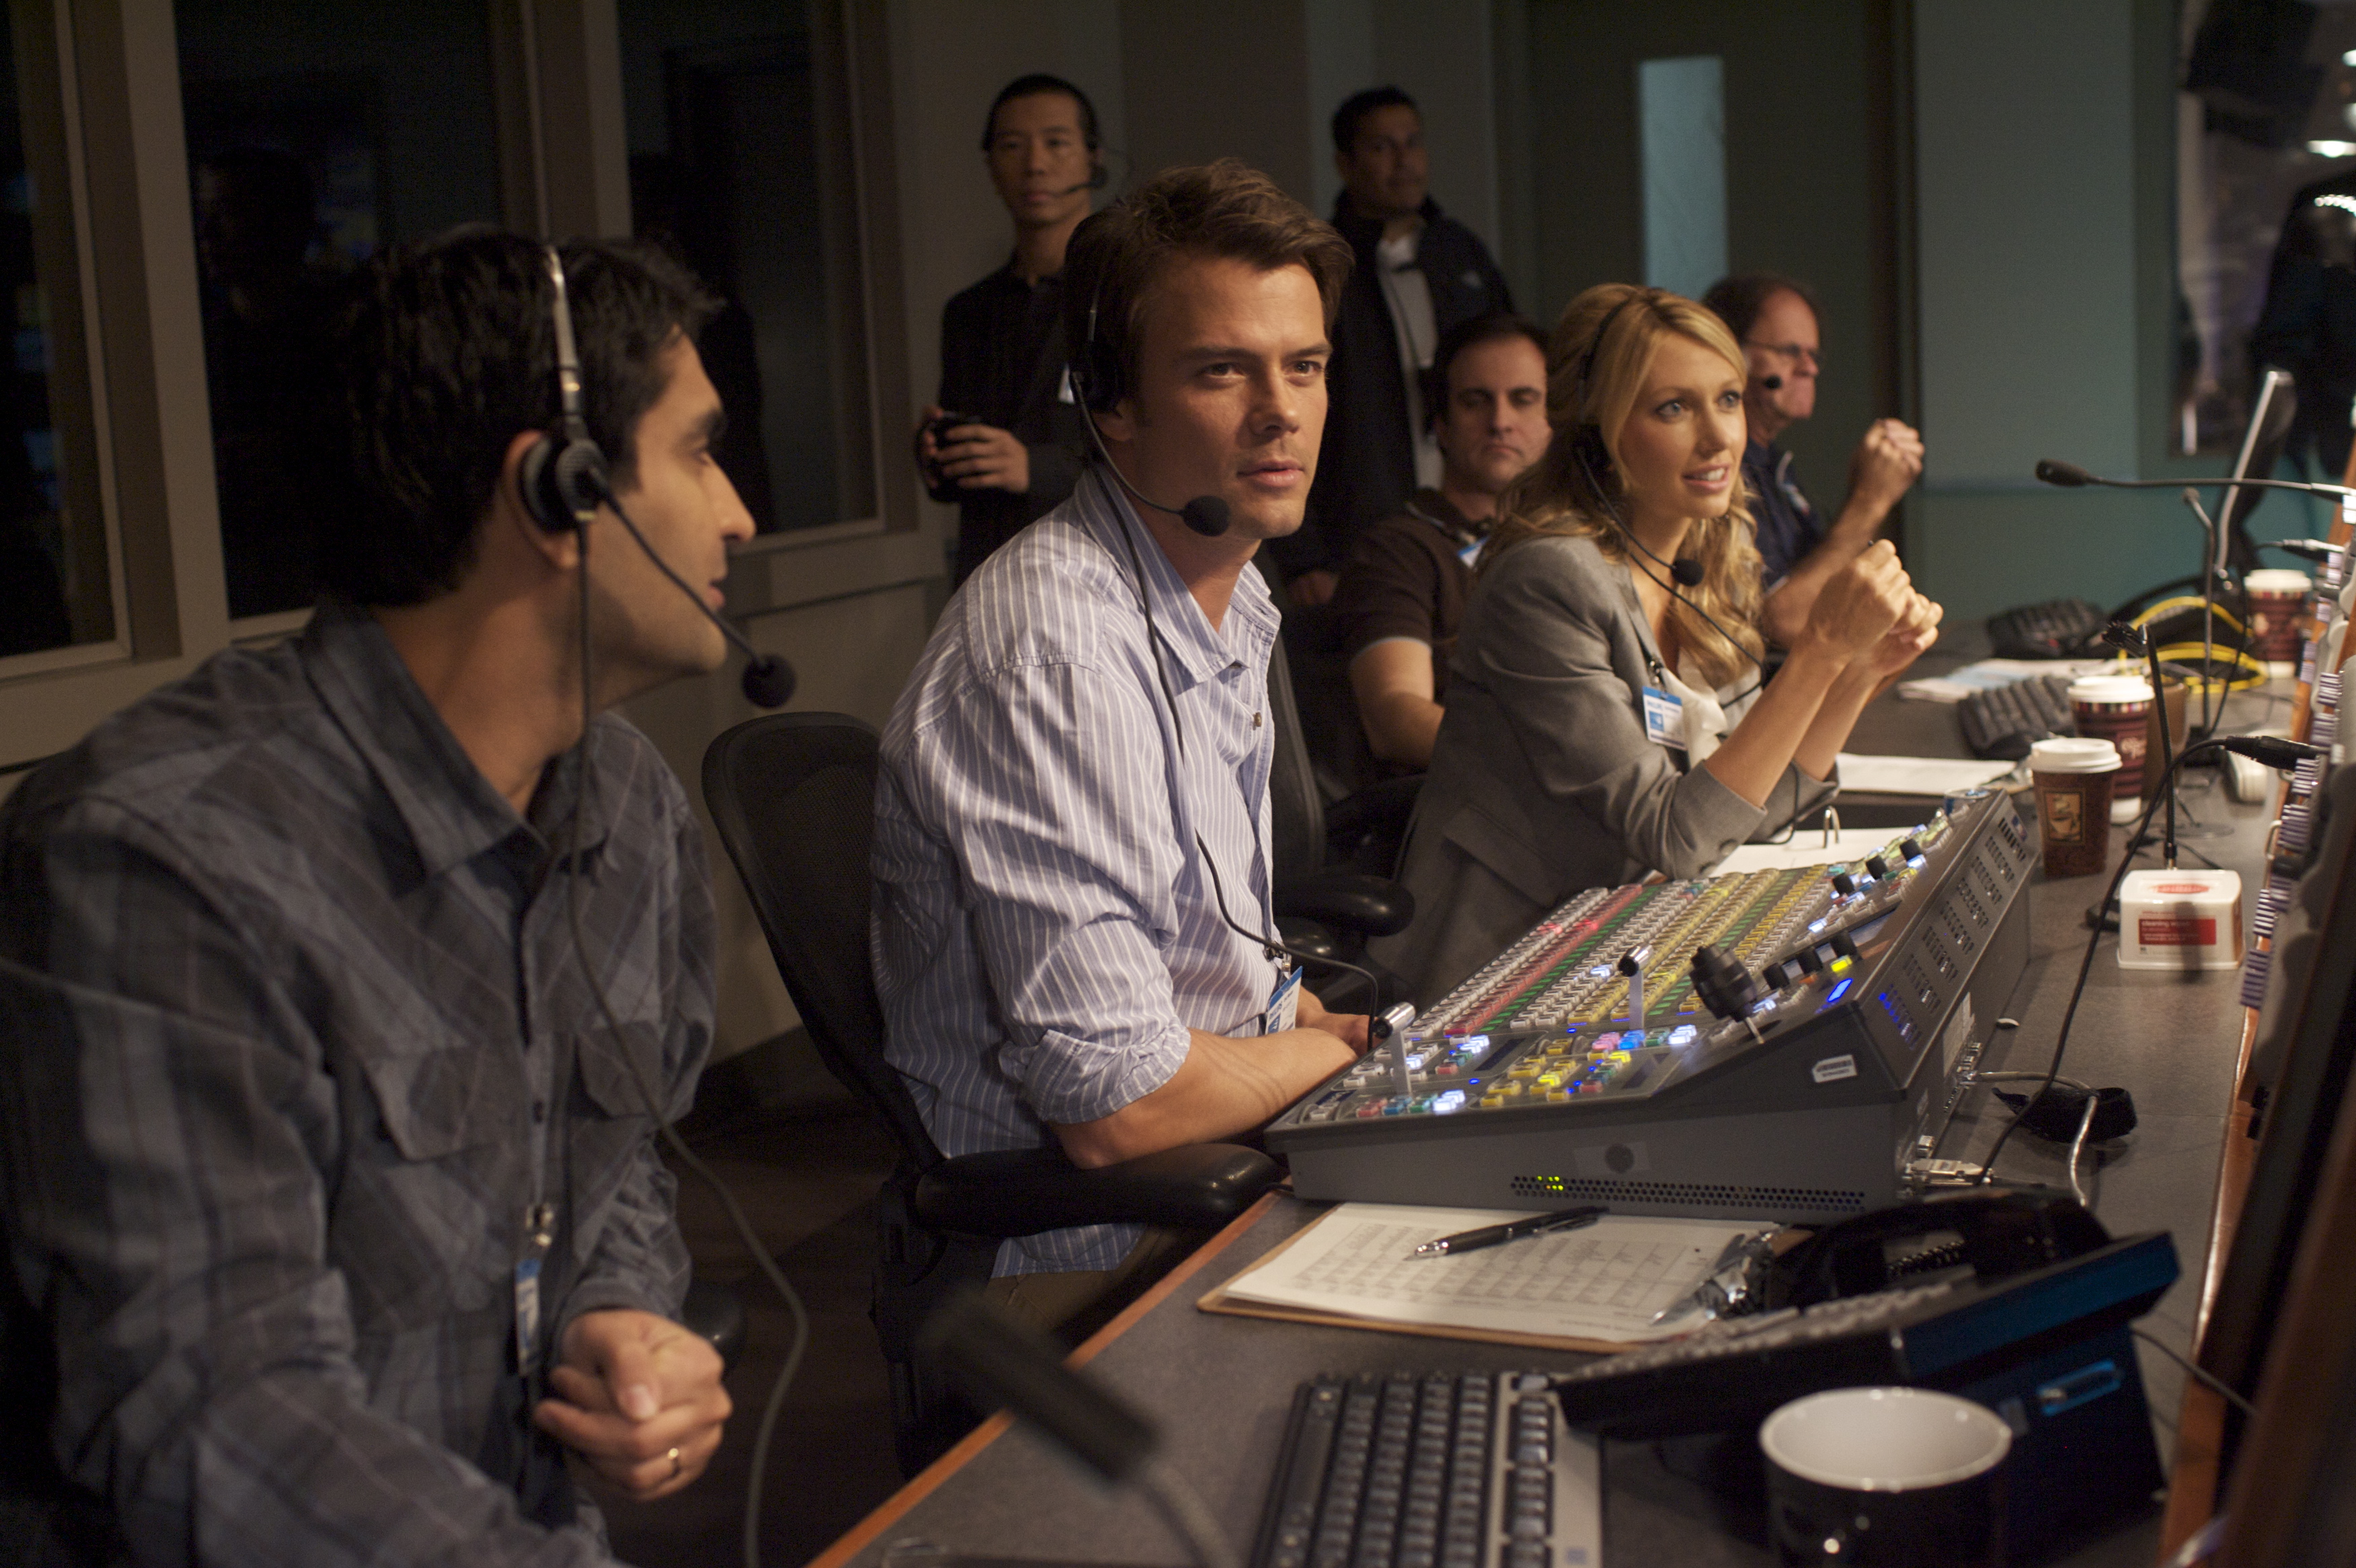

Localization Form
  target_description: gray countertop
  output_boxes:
[822,649,2283,1568]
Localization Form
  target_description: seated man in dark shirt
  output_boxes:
[0,233,747,1566]
[1701,274,1924,648]
[918,73,1101,584]
[1331,311,1549,771]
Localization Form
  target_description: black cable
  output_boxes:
[567,506,810,1568]
[1095,475,1391,1022]
[2130,1326,2256,1417]
[1976,738,2259,1183]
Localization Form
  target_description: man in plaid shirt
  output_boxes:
[0,231,753,1566]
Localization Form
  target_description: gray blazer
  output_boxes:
[1372,533,1836,1005]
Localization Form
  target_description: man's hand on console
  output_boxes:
[1298,986,1371,1057]
[533,1307,732,1501]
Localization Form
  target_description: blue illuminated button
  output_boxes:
[1823,977,1854,1005]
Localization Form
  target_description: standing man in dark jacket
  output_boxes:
[919,74,1103,586]
[1286,86,1513,600]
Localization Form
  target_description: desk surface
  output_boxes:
[817,658,2283,1568]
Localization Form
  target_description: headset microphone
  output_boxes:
[596,473,797,708]
[1761,374,1784,391]
[525,247,795,709]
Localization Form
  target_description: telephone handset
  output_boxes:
[1760,1187,2111,1311]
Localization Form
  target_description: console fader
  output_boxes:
[1266,789,2036,1224]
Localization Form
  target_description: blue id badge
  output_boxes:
[1641,685,1684,749]
[1265,965,1302,1035]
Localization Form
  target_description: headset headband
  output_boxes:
[543,245,589,446]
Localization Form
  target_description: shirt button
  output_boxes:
[532,1101,547,1124]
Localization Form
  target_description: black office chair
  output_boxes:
[700,713,1283,1475]
[1265,638,1417,1011]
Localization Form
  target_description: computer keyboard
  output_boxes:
[1957,672,2078,760]
[1986,598,2107,659]
[1546,1231,2176,1440]
[1251,1370,1598,1568]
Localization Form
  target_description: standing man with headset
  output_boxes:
[918,73,1104,585]
[874,161,1368,1336]
[0,231,752,1565]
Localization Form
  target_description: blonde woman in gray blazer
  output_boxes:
[1376,285,1942,1005]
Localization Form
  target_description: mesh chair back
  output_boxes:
[1265,635,1329,886]
[701,713,941,1168]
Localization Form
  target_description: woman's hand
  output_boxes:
[1853,591,1943,680]
[1796,540,1911,662]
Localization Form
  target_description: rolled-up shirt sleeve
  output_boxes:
[893,656,1194,1126]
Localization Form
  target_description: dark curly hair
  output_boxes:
[311,228,717,608]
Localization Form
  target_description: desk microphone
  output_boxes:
[600,482,797,707]
[2034,459,2355,499]
[2267,537,2343,563]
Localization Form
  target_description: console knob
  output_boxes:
[1865,855,1892,881]
[1900,837,1925,861]
[1832,872,1858,898]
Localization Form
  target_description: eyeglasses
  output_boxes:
[1743,340,1821,371]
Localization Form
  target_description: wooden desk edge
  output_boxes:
[803,1190,1286,1568]
[2154,966,2265,1560]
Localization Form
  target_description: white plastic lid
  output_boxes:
[2067,674,2154,704]
[2029,736,2121,773]
[2245,568,2312,594]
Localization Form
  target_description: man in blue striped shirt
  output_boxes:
[875,162,1370,1329]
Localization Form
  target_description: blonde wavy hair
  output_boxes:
[1483,283,1766,690]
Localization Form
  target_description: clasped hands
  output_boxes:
[1803,539,1942,681]
[532,1307,732,1501]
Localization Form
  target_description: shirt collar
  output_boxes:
[301,599,609,882]
[1403,487,1487,542]
[1072,468,1278,690]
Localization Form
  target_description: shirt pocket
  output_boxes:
[351,1030,517,1163]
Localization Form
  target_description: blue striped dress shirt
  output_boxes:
[873,469,1288,1276]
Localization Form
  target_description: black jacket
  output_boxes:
[1285,197,1512,576]
[2254,172,2356,486]
[931,262,1091,584]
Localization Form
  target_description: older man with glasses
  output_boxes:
[1703,274,1924,649]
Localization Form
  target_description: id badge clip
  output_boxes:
[1641,685,1685,750]
[1265,964,1302,1035]
[514,1202,556,1376]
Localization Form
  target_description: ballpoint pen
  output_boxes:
[1413,1205,1607,1257]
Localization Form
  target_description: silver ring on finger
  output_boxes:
[667,1446,682,1482]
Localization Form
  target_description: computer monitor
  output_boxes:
[2213,367,2298,578]
[2198,757,2356,1441]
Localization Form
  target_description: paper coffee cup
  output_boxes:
[2031,738,2119,878]
[2067,674,2152,819]
[2246,568,2312,675]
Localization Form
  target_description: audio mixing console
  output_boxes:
[1267,788,2037,1223]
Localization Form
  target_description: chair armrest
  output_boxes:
[1325,773,1423,843]
[912,1143,1282,1238]
[1275,916,1343,961]
[1274,871,1415,937]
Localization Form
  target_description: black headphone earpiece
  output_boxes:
[522,246,611,533]
[1068,293,1125,414]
